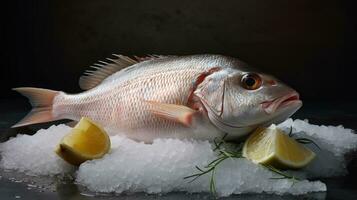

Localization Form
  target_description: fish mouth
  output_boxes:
[261,92,302,114]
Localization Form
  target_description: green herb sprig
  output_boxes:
[184,126,319,197]
[184,134,243,196]
[288,126,321,149]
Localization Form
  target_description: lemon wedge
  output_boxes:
[243,125,315,169]
[55,117,110,166]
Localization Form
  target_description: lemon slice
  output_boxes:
[55,117,110,166]
[243,125,315,169]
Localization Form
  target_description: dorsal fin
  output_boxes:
[79,54,163,90]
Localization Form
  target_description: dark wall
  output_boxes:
[1,0,356,101]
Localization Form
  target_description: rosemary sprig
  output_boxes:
[262,164,299,181]
[287,126,321,149]
[212,133,228,151]
[295,138,321,149]
[184,134,242,197]
[184,126,319,196]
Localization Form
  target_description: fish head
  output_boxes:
[195,68,302,137]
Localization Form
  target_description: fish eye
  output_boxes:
[241,73,262,90]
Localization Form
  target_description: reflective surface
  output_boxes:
[0,99,356,200]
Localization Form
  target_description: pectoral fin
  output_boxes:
[145,101,197,127]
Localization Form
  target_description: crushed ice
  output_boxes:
[1,119,356,197]
[0,124,74,176]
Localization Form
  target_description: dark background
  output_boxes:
[1,0,356,101]
[1,1,357,199]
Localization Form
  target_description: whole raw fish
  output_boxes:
[13,54,302,142]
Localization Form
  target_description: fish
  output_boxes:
[12,54,302,142]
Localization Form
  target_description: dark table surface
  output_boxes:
[0,99,356,200]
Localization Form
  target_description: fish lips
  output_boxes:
[261,92,302,115]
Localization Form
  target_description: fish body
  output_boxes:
[13,54,302,142]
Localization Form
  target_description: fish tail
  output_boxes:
[12,87,60,128]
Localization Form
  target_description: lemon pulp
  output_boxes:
[55,117,110,166]
[243,125,315,169]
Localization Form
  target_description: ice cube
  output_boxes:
[1,118,356,197]
[0,124,75,176]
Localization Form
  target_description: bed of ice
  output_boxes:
[0,118,356,197]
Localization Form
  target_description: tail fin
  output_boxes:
[12,87,59,128]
